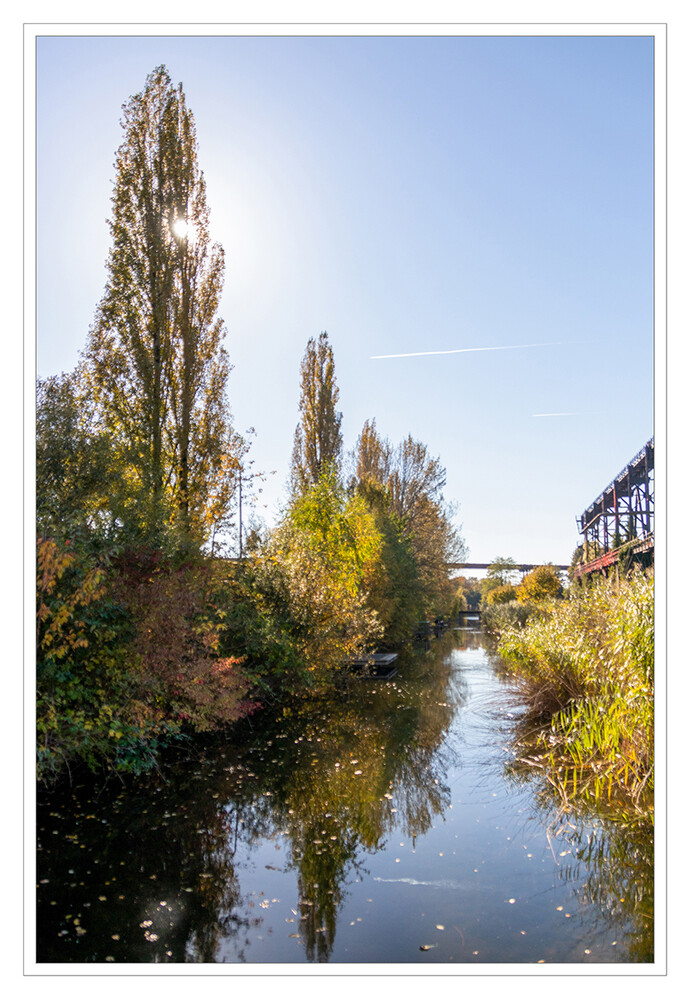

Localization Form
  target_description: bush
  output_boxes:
[485,583,518,606]
[36,538,256,781]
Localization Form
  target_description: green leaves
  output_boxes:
[83,65,238,550]
[290,333,343,496]
[497,571,654,812]
[260,469,383,678]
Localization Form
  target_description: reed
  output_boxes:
[498,570,653,814]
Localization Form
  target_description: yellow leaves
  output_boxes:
[37,538,108,661]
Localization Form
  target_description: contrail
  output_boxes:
[370,341,575,360]
[372,876,474,890]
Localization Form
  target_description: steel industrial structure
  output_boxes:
[575,438,654,577]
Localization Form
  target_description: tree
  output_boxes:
[351,422,466,619]
[352,418,392,487]
[486,556,520,585]
[516,564,564,603]
[454,576,482,611]
[36,368,112,536]
[290,332,343,495]
[261,468,382,678]
[84,65,237,547]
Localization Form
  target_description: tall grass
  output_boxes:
[481,599,539,634]
[497,570,654,814]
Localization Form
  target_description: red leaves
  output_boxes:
[112,558,255,733]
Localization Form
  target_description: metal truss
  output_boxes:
[576,438,654,573]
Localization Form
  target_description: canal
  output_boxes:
[36,625,653,965]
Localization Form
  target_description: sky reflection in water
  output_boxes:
[36,628,653,965]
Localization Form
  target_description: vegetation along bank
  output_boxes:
[36,67,464,782]
[482,566,654,820]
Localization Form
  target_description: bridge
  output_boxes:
[573,438,654,579]
[447,562,569,574]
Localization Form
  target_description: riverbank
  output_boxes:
[487,570,654,818]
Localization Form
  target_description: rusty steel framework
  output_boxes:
[575,438,654,576]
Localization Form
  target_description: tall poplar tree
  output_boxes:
[84,65,236,545]
[290,332,343,494]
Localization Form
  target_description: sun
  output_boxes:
[171,217,191,240]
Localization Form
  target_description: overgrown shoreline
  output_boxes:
[485,570,654,819]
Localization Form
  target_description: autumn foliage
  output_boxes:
[36,538,256,780]
[35,66,467,783]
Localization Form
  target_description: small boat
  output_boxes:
[346,652,399,678]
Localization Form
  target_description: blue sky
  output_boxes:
[35,32,655,566]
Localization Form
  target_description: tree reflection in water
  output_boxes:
[37,630,654,963]
[219,633,465,961]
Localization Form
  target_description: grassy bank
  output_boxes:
[493,570,654,816]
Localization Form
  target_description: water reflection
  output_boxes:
[500,683,654,963]
[500,756,654,964]
[37,629,653,964]
[37,633,465,963]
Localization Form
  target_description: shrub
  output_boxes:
[36,538,256,781]
[485,583,518,606]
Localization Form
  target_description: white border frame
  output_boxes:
[22,18,667,981]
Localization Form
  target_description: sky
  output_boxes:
[34,30,656,567]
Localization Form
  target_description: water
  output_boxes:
[36,628,653,965]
